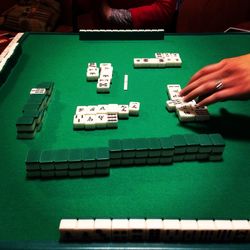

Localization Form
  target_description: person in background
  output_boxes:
[180,53,250,106]
[99,0,177,30]
[74,0,178,31]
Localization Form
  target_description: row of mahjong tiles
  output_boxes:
[25,133,225,179]
[134,53,182,68]
[73,103,140,130]
[59,218,250,242]
[79,29,165,40]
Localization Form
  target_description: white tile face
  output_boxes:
[157,58,167,68]
[175,100,196,110]
[30,88,46,95]
[87,66,98,72]
[180,220,198,242]
[86,67,99,81]
[129,102,140,116]
[146,219,164,241]
[107,104,119,114]
[59,219,78,241]
[198,220,216,230]
[97,81,110,93]
[181,220,198,230]
[133,58,160,68]
[76,219,95,241]
[99,74,112,81]
[155,52,165,59]
[97,105,108,114]
[214,220,233,242]
[73,115,83,129]
[154,53,182,67]
[112,219,129,241]
[118,105,129,119]
[96,114,108,129]
[194,106,210,121]
[168,53,182,67]
[166,99,184,112]
[60,219,78,230]
[176,106,196,122]
[163,219,181,230]
[100,63,112,68]
[75,106,87,115]
[163,219,181,242]
[167,84,182,100]
[86,105,97,115]
[107,114,118,128]
[232,220,250,230]
[94,219,112,241]
[197,220,217,242]
[133,58,144,68]
[84,115,96,130]
[128,219,146,241]
[214,220,233,230]
[88,62,97,68]
[232,220,250,241]
[98,78,111,84]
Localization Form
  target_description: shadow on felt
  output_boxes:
[179,108,250,141]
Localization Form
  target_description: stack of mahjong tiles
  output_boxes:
[134,53,182,68]
[86,62,113,93]
[166,84,210,122]
[109,133,225,167]
[25,147,110,179]
[16,82,54,139]
[73,102,140,130]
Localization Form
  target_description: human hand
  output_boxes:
[179,53,250,106]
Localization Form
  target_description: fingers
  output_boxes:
[179,54,250,106]
[181,80,216,103]
[188,60,225,84]
[179,60,227,104]
[196,88,234,107]
[180,70,225,102]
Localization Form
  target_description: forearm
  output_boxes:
[108,8,132,28]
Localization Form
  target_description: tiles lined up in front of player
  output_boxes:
[86,62,113,93]
[59,218,250,242]
[109,133,225,167]
[79,29,164,40]
[73,102,140,130]
[166,84,210,122]
[0,33,24,86]
[25,147,110,179]
[25,133,225,179]
[16,82,54,139]
[134,53,182,68]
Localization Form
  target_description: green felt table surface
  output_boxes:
[0,32,250,249]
